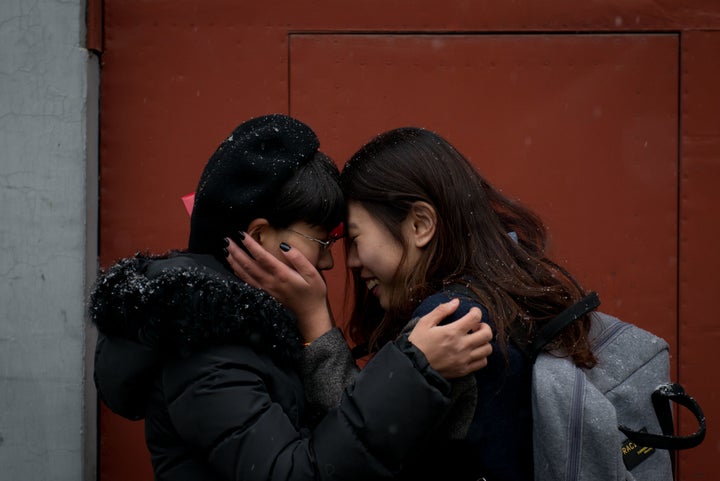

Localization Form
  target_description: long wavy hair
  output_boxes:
[340,127,596,368]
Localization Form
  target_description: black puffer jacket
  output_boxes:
[90,252,452,481]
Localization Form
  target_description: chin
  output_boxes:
[378,298,389,310]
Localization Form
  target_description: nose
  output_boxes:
[346,245,360,269]
[317,248,334,271]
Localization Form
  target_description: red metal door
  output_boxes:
[97,3,719,478]
[292,33,679,349]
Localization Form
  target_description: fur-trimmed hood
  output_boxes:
[89,252,304,363]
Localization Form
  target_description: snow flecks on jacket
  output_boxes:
[89,253,304,364]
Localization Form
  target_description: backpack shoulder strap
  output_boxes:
[445,283,600,362]
[520,292,600,362]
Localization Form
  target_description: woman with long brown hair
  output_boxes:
[342,126,595,480]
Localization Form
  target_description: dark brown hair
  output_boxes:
[340,127,596,368]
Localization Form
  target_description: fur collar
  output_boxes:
[89,252,303,364]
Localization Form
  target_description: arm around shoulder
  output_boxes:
[162,342,452,481]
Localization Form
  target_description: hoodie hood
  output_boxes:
[90,252,304,361]
[89,252,304,419]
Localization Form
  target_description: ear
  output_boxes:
[405,201,437,248]
[246,218,272,245]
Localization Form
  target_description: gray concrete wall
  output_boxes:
[0,0,98,479]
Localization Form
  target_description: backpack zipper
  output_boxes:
[566,367,586,479]
[591,319,630,353]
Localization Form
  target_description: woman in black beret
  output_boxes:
[90,114,492,481]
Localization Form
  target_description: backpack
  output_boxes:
[521,292,706,481]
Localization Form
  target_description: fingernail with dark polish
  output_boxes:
[238,231,246,240]
[222,237,230,247]
[222,248,229,257]
[279,242,291,252]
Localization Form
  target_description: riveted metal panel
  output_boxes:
[678,30,720,479]
[291,34,679,351]
[98,5,293,480]
[97,1,720,479]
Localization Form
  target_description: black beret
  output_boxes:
[188,114,320,260]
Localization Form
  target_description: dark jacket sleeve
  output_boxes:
[300,322,454,418]
[94,332,160,420]
[162,342,451,481]
[414,290,534,481]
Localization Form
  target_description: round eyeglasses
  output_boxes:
[287,229,339,251]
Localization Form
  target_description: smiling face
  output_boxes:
[345,202,422,309]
